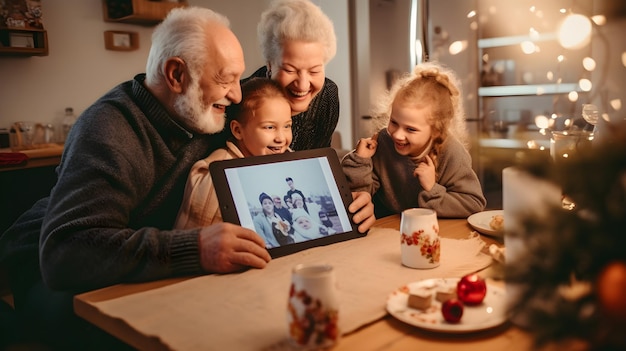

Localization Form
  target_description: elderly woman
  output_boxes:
[243,0,377,235]
[244,0,338,150]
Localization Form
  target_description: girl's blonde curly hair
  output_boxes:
[371,62,469,172]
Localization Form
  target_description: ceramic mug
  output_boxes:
[287,264,340,349]
[400,208,440,269]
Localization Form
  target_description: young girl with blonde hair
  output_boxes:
[341,62,486,218]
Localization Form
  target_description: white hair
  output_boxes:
[145,7,230,86]
[257,0,337,67]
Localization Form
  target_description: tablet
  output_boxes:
[210,147,365,258]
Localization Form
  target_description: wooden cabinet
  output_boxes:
[102,0,188,26]
[0,159,59,234]
[0,27,48,56]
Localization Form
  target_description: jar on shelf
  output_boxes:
[62,107,77,142]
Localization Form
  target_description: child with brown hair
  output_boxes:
[341,62,486,218]
[175,77,293,229]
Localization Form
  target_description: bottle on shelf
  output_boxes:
[62,107,77,143]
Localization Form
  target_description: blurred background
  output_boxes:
[351,0,626,209]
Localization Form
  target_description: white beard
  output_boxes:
[174,77,225,134]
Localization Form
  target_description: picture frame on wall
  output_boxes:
[104,30,138,51]
[9,32,35,48]
[1,0,45,30]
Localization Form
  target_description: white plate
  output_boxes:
[386,278,507,333]
[467,210,504,237]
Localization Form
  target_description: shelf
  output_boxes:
[104,30,139,51]
[478,32,557,49]
[479,137,550,150]
[0,28,48,57]
[478,83,580,97]
[102,0,188,26]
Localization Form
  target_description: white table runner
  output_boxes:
[92,226,492,350]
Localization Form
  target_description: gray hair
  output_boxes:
[257,0,337,67]
[145,7,230,85]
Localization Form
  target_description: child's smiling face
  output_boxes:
[387,100,433,157]
[232,96,292,157]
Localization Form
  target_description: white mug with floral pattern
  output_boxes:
[400,208,440,269]
[287,264,340,349]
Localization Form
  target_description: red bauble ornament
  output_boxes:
[441,298,464,323]
[457,274,487,305]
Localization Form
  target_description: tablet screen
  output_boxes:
[210,148,364,258]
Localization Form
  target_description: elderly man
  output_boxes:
[0,7,266,350]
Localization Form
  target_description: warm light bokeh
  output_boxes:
[558,14,592,49]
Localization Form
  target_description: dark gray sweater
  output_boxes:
[0,74,226,292]
[342,128,486,218]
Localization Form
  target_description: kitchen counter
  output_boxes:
[0,145,62,232]
[0,144,63,172]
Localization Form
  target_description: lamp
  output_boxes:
[557,13,592,49]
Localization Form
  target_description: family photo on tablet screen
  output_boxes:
[252,176,340,248]
[210,148,363,257]
[225,157,351,248]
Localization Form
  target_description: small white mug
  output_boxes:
[287,264,340,349]
[400,208,440,269]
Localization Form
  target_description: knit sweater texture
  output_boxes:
[341,128,486,218]
[0,74,226,292]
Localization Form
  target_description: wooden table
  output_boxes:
[74,216,538,351]
[325,216,535,351]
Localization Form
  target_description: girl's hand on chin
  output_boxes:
[413,155,436,191]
